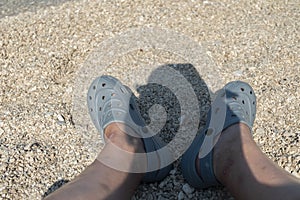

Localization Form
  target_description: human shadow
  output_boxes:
[136,63,211,144]
[42,179,69,198]
[0,0,74,19]
[130,63,222,199]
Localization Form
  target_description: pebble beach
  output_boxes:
[0,0,299,199]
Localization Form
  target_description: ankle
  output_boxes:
[213,123,253,183]
[96,123,147,176]
[104,123,145,153]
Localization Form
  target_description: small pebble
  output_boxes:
[57,114,65,123]
[28,86,37,92]
[170,169,176,175]
[178,191,185,200]
[146,193,154,200]
[182,183,194,195]
[158,180,167,188]
[256,128,264,136]
[157,196,168,200]
[233,70,243,77]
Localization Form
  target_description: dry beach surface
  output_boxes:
[0,0,299,199]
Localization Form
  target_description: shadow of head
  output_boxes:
[136,63,211,143]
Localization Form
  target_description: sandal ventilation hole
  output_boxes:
[99,107,102,111]
[129,104,134,110]
[89,96,92,100]
[215,107,220,114]
[111,93,116,96]
[253,101,255,105]
[102,96,105,100]
[232,96,237,100]
[102,83,106,87]
[242,100,245,104]
[231,114,237,117]
[93,85,96,90]
[90,108,93,112]
[241,88,244,91]
[120,87,125,93]
[205,128,214,136]
[250,90,253,94]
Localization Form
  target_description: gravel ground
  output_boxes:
[0,0,299,199]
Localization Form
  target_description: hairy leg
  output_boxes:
[45,123,145,200]
[197,123,300,200]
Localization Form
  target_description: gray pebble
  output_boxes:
[182,183,194,195]
[178,191,186,200]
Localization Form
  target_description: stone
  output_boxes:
[158,180,167,188]
[182,183,194,195]
[157,196,168,200]
[146,193,154,200]
[233,70,243,77]
[57,114,65,124]
[170,169,176,175]
[256,128,264,136]
[178,191,185,200]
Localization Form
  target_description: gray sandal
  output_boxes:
[181,81,256,188]
[87,75,172,182]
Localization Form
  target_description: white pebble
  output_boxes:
[256,128,264,136]
[233,70,243,77]
[57,114,65,122]
[28,86,37,92]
